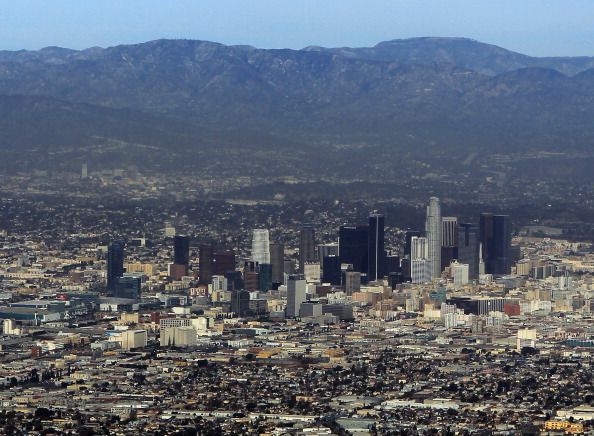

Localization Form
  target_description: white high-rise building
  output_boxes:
[286,274,307,318]
[251,229,270,264]
[410,236,428,260]
[410,236,432,283]
[411,259,433,283]
[451,261,469,286]
[425,197,442,279]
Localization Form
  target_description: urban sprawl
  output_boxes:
[0,196,593,435]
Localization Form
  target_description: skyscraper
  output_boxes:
[212,250,235,276]
[441,217,458,247]
[339,225,369,274]
[410,259,433,284]
[243,260,259,291]
[322,255,341,285]
[410,236,428,260]
[107,241,125,292]
[199,243,214,284]
[114,275,141,299]
[343,270,361,295]
[286,274,307,318]
[173,235,190,266]
[458,223,480,279]
[251,229,270,264]
[258,263,273,291]
[269,243,285,284]
[480,213,512,275]
[425,197,442,279]
[404,230,422,258]
[318,243,339,261]
[368,214,385,282]
[299,224,316,273]
[441,217,458,270]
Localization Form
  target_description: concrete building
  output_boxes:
[160,326,197,347]
[286,274,307,318]
[451,262,469,286]
[120,330,147,350]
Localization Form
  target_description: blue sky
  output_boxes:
[1,0,593,56]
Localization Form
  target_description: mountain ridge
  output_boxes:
[1,37,594,178]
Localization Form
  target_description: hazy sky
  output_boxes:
[1,0,593,56]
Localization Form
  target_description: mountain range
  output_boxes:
[1,37,593,177]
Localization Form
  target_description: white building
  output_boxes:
[121,330,147,350]
[3,319,22,336]
[425,197,442,279]
[410,236,428,261]
[303,262,320,283]
[517,328,537,351]
[411,259,433,284]
[160,326,197,347]
[286,275,307,318]
[251,229,270,264]
[451,262,469,286]
[211,275,228,292]
[159,317,192,329]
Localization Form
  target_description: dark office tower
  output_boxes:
[269,243,285,284]
[213,250,235,276]
[115,276,141,299]
[318,243,339,261]
[404,230,422,258]
[458,223,480,279]
[107,241,125,291]
[322,255,341,285]
[401,258,411,282]
[441,217,458,247]
[173,235,190,266]
[480,214,512,275]
[198,244,214,284]
[231,289,251,317]
[441,217,458,270]
[299,224,316,273]
[385,255,401,274]
[388,272,405,289]
[243,261,259,291]
[284,258,296,277]
[339,225,369,274]
[225,271,244,291]
[441,246,458,271]
[258,263,273,291]
[367,214,385,282]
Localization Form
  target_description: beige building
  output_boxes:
[121,330,148,350]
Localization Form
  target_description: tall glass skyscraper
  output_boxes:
[339,225,369,274]
[107,241,125,291]
[425,197,442,279]
[199,243,214,284]
[251,229,270,264]
[173,235,190,266]
[269,242,285,284]
[299,224,316,273]
[367,214,385,281]
[480,213,512,275]
[458,223,480,279]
